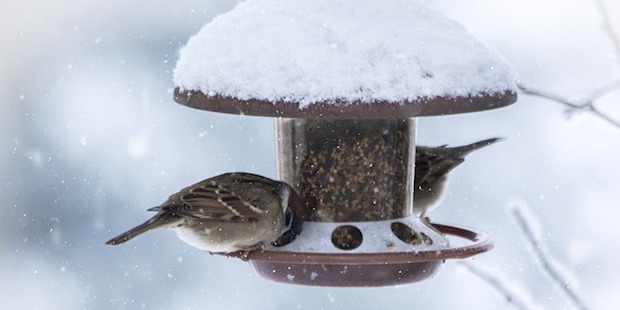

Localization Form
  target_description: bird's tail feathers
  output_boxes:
[105,220,155,245]
[450,137,504,157]
[105,213,175,245]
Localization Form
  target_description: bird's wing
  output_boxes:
[415,152,464,188]
[162,183,264,221]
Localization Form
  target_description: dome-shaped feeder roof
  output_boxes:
[173,0,517,118]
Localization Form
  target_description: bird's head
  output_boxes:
[272,183,306,247]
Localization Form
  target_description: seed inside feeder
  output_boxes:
[391,222,423,245]
[331,225,363,250]
[276,118,415,222]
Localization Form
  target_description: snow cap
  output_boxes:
[173,0,517,118]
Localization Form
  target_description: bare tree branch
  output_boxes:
[518,83,620,129]
[508,203,590,310]
[517,84,580,109]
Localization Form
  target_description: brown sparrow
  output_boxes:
[414,138,503,216]
[106,172,305,253]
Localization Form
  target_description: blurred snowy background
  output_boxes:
[2,0,619,309]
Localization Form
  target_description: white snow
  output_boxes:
[173,0,516,108]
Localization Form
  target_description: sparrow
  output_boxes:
[105,172,305,253]
[414,137,503,217]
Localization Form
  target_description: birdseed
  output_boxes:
[276,118,415,222]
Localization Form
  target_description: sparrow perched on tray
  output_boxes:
[106,172,305,253]
[414,138,503,217]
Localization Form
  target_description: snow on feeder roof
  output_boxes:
[173,0,517,118]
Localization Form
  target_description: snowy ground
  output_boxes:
[1,0,619,309]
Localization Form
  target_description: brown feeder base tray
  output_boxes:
[224,223,493,287]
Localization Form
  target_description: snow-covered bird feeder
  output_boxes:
[172,0,516,287]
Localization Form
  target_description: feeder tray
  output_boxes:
[172,0,517,287]
[222,222,492,287]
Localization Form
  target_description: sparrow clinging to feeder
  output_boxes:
[106,172,305,253]
[414,138,503,217]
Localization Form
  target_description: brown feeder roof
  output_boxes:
[174,88,517,119]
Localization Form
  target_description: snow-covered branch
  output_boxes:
[459,261,542,310]
[508,203,590,310]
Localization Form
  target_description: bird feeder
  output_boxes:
[172,0,517,287]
